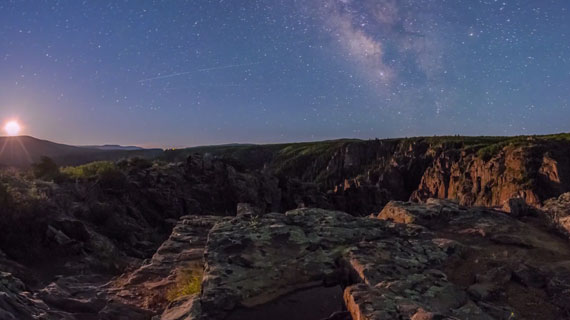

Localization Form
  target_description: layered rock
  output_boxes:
[245,138,570,214]
[3,197,570,319]
[376,200,570,319]
[411,143,570,208]
[168,201,570,320]
[259,138,570,212]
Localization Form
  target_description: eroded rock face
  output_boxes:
[265,139,570,214]
[411,143,570,208]
[175,202,570,320]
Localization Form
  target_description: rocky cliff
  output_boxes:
[171,135,570,214]
[411,140,570,208]
[295,137,570,211]
[1,134,570,319]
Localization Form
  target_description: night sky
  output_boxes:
[1,0,569,147]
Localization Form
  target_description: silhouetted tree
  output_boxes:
[32,156,60,180]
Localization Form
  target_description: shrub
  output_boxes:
[117,157,153,170]
[61,161,117,179]
[31,156,60,180]
[166,268,203,301]
[61,161,126,189]
[0,183,12,208]
[477,144,504,161]
[97,166,126,189]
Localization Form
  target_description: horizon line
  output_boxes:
[1,132,569,150]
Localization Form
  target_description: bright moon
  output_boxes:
[4,121,21,136]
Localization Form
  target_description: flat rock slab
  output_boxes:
[170,201,570,320]
[181,208,465,319]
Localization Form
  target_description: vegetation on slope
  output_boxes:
[269,139,358,179]
[475,133,570,161]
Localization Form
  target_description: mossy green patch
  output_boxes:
[166,268,203,301]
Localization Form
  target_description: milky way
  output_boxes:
[0,0,568,147]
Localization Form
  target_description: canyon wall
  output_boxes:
[260,138,570,212]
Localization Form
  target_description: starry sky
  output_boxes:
[1,0,569,147]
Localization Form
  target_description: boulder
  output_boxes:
[542,192,570,237]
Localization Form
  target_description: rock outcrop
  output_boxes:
[0,271,51,320]
[3,194,570,319]
[0,214,225,319]
[0,271,153,320]
[109,215,229,312]
[164,201,570,319]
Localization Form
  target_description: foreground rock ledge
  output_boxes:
[164,201,570,320]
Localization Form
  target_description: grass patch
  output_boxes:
[166,268,203,301]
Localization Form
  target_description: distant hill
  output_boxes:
[80,144,145,151]
[0,136,162,167]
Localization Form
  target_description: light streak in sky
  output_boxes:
[138,62,261,83]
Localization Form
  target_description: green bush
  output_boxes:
[477,144,505,161]
[61,161,126,189]
[61,161,117,179]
